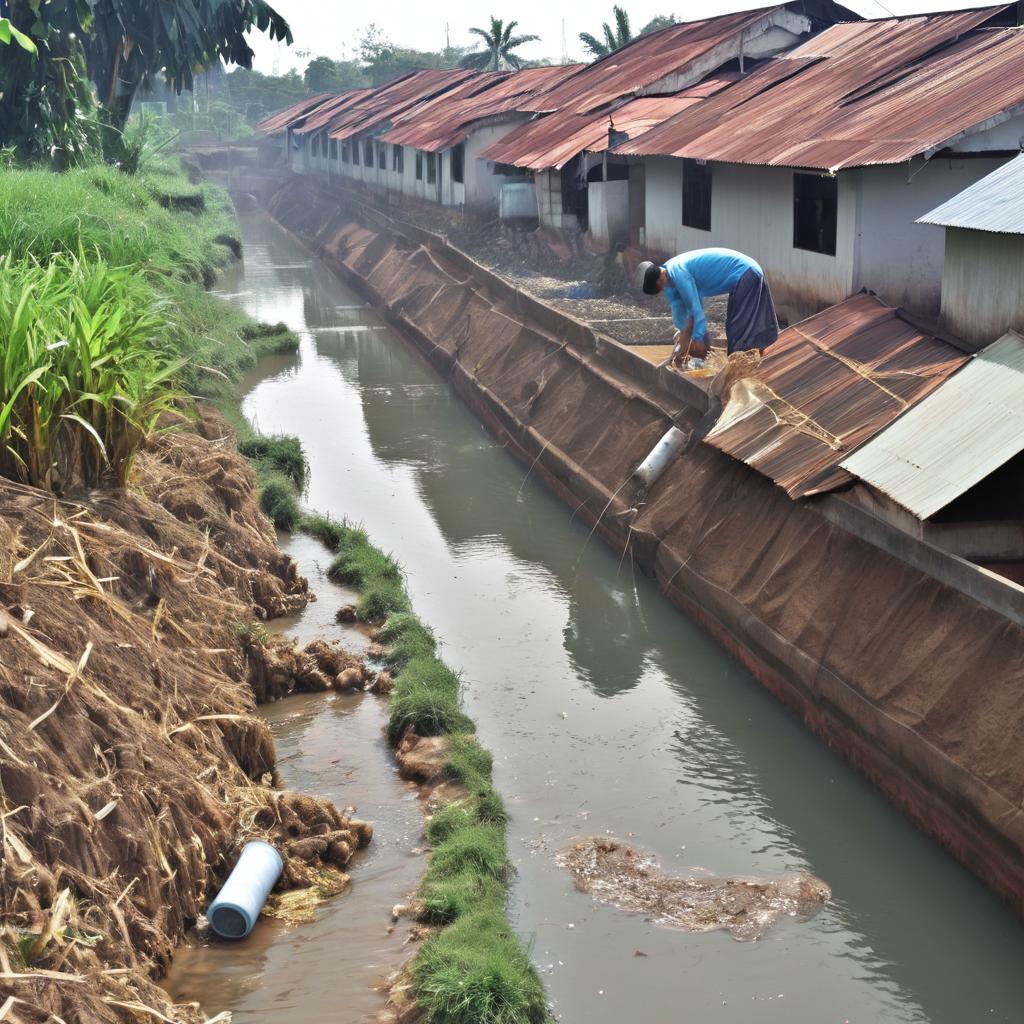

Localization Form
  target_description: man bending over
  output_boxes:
[635,248,778,367]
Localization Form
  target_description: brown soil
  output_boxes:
[0,408,369,1024]
[559,838,830,941]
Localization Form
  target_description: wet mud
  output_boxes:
[559,838,829,941]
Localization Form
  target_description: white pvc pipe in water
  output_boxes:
[207,840,284,939]
[633,426,688,492]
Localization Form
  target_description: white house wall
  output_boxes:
[855,158,1006,313]
[940,228,1024,350]
[643,157,858,321]
[589,180,630,246]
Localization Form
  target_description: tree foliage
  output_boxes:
[579,7,677,60]
[0,0,293,162]
[459,16,539,71]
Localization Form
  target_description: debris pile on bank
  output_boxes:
[559,838,830,940]
[0,411,369,1024]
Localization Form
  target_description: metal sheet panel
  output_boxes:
[918,155,1024,234]
[840,332,1024,518]
[520,8,781,115]
[617,10,1022,170]
[378,65,585,152]
[704,294,969,497]
[478,75,736,170]
[257,93,336,135]
[325,69,480,141]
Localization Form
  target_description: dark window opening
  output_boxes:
[342,141,350,163]
[330,140,338,161]
[451,143,465,184]
[364,139,373,166]
[426,152,437,184]
[352,140,359,165]
[415,151,423,180]
[311,135,319,157]
[682,158,711,231]
[393,145,404,173]
[378,144,386,170]
[793,172,837,256]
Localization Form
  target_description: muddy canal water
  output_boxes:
[176,212,1024,1023]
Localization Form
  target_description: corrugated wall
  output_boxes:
[941,228,1024,351]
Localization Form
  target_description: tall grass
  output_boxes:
[0,159,239,284]
[0,255,183,490]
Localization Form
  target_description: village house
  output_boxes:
[916,154,1024,349]
[477,3,854,241]
[615,8,1024,323]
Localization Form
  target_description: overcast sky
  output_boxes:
[245,0,1001,73]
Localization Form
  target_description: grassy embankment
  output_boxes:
[302,515,551,1024]
[0,157,303,517]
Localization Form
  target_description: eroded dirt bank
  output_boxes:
[263,173,1024,917]
[0,409,371,1024]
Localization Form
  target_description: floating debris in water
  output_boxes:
[558,838,829,941]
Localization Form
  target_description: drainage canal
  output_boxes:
[170,211,1024,1023]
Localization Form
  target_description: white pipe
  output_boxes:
[633,426,688,491]
[207,840,284,939]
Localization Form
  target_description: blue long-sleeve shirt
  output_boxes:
[664,248,762,341]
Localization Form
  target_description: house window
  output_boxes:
[393,145,404,173]
[342,141,350,164]
[364,139,374,166]
[330,140,338,161]
[682,159,711,231]
[426,152,437,184]
[793,172,838,256]
[451,143,465,184]
[378,144,386,170]
[415,151,423,180]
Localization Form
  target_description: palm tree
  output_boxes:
[460,17,539,71]
[579,6,632,60]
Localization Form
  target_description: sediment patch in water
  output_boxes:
[559,838,830,941]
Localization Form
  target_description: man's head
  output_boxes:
[634,261,666,295]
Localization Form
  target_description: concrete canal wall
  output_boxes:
[263,174,1024,914]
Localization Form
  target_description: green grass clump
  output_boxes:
[357,578,410,622]
[299,512,352,551]
[420,870,506,926]
[259,474,300,531]
[238,435,307,488]
[377,612,437,668]
[387,682,473,745]
[412,909,551,1024]
[429,825,507,882]
[426,802,476,846]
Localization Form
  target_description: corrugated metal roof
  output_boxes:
[519,7,784,116]
[257,93,336,135]
[917,154,1024,234]
[840,331,1024,518]
[379,65,585,152]
[616,9,1024,170]
[325,69,480,141]
[704,293,969,498]
[293,88,374,135]
[479,74,737,170]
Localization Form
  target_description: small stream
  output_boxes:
[168,210,1024,1024]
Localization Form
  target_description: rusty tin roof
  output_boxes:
[617,9,1023,170]
[704,293,969,498]
[519,7,786,116]
[324,69,480,142]
[479,74,736,170]
[257,93,336,135]
[379,65,585,152]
